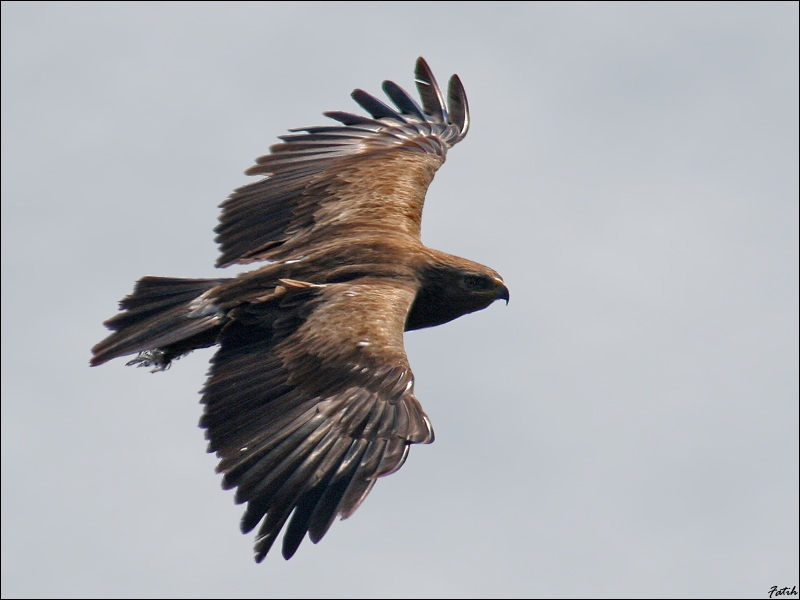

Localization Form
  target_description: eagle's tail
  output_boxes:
[90,276,232,369]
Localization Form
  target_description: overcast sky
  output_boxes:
[2,2,798,598]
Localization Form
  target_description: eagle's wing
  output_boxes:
[215,57,469,267]
[201,277,433,561]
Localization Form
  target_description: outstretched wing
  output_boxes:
[200,278,434,561]
[215,57,470,267]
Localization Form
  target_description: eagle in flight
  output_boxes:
[91,57,509,562]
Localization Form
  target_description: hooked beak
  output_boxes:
[494,279,510,305]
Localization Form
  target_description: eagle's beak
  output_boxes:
[495,281,510,305]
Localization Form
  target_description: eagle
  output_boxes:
[91,57,509,562]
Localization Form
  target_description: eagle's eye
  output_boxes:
[460,274,493,291]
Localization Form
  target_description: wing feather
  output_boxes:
[414,57,448,122]
[351,89,408,122]
[447,75,470,142]
[382,80,428,121]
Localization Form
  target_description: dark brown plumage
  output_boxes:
[91,57,509,562]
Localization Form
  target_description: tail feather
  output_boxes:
[91,276,231,367]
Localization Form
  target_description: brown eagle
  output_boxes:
[91,57,509,562]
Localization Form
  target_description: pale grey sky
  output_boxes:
[2,2,798,598]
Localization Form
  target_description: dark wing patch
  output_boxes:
[200,278,434,561]
[215,57,470,267]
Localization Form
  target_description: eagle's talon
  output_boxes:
[126,350,172,372]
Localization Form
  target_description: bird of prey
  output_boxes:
[91,57,509,562]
